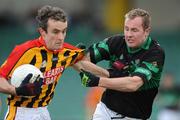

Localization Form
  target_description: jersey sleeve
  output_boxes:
[0,41,37,80]
[88,35,124,64]
[70,49,85,65]
[131,48,165,83]
[0,46,23,79]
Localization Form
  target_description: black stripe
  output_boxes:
[26,50,48,107]
[40,50,48,72]
[38,83,53,106]
[14,97,29,106]
[46,91,54,105]
[64,50,70,56]
[70,52,78,64]
[29,55,36,65]
[14,56,37,106]
[46,81,58,104]
[61,60,66,66]
[7,96,14,105]
[38,53,58,106]
[51,53,58,68]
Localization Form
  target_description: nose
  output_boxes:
[125,31,132,38]
[57,32,65,40]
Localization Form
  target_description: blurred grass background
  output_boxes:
[0,0,180,120]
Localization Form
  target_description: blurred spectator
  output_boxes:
[0,11,19,27]
[157,73,180,120]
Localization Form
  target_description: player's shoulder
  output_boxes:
[151,39,165,53]
[13,38,41,53]
[106,34,124,41]
[147,38,165,58]
[104,34,125,48]
[105,34,125,44]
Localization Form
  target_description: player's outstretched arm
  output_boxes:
[73,60,109,78]
[80,70,144,92]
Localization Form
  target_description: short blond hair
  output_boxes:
[125,8,151,30]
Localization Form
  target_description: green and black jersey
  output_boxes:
[88,35,165,119]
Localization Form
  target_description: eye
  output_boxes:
[124,27,129,31]
[132,28,138,32]
[62,29,67,34]
[52,30,59,34]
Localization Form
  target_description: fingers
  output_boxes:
[35,75,40,81]
[38,78,44,86]
[34,75,44,86]
[21,73,33,85]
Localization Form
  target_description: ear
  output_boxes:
[38,28,46,37]
[145,27,151,36]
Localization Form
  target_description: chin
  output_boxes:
[127,43,135,48]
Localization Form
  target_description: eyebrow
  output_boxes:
[53,27,67,32]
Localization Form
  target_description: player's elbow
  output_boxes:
[127,84,140,92]
[127,76,144,92]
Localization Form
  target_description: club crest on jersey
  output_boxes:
[52,57,59,62]
[152,61,158,67]
[43,66,64,85]
[135,59,140,64]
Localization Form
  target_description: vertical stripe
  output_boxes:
[26,50,48,107]
[40,84,53,106]
[5,106,17,120]
[51,53,58,68]
[46,81,58,105]
[70,52,78,64]
[40,50,48,72]
[13,56,36,106]
[43,53,58,105]
[29,55,36,65]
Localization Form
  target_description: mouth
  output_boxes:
[126,39,134,43]
[56,42,62,46]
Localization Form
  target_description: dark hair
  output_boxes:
[125,8,151,30]
[36,5,67,32]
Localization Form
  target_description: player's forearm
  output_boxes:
[0,77,16,95]
[74,60,109,77]
[98,76,143,92]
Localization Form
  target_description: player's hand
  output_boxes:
[76,43,86,49]
[79,69,100,87]
[76,43,88,54]
[15,73,43,96]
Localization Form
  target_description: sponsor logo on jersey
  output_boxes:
[43,66,64,85]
